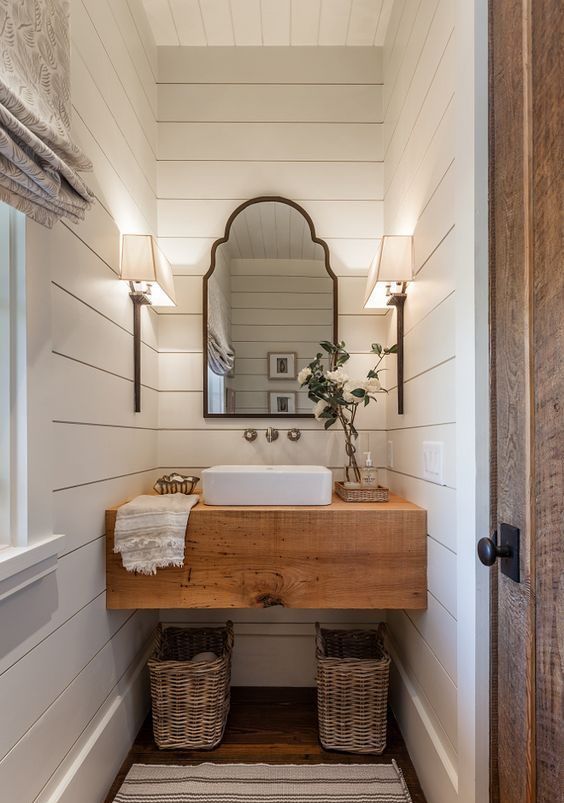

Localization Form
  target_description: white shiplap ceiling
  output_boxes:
[223,201,326,261]
[142,0,394,47]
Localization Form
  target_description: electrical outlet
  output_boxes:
[422,441,445,484]
[387,440,394,468]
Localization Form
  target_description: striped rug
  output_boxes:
[114,762,413,802]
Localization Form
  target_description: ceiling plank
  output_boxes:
[142,0,179,45]
[200,0,235,45]
[373,0,394,45]
[169,0,206,46]
[318,0,353,46]
[347,0,383,46]
[231,0,263,45]
[261,0,291,46]
[290,0,321,45]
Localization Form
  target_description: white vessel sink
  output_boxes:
[201,465,333,506]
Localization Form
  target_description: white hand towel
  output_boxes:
[114,493,199,575]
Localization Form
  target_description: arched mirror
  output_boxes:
[203,197,338,418]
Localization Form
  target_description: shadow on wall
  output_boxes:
[0,572,58,670]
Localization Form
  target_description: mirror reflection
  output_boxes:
[204,199,337,417]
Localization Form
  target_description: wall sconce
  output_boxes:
[120,234,176,412]
[364,235,413,415]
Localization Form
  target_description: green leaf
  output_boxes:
[364,396,370,406]
[385,344,398,354]
[319,341,335,353]
[371,343,383,355]
[351,388,366,398]
[324,417,337,430]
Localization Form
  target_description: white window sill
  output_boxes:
[0,534,66,602]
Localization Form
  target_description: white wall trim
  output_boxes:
[0,533,65,601]
[387,635,458,803]
[36,637,154,803]
[454,1,490,801]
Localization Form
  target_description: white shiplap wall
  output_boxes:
[381,2,473,803]
[157,44,389,475]
[0,2,159,801]
[156,45,390,676]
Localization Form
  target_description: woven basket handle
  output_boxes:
[225,620,235,652]
[376,622,386,646]
[314,622,324,657]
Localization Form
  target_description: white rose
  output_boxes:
[313,399,331,420]
[326,367,349,385]
[343,379,367,403]
[365,377,381,394]
[297,367,312,385]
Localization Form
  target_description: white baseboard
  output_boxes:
[386,636,459,803]
[37,640,154,803]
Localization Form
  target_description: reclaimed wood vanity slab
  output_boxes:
[106,494,427,610]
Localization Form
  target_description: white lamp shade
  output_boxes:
[364,235,413,309]
[120,234,176,307]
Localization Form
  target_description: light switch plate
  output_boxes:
[422,441,445,484]
[387,440,394,468]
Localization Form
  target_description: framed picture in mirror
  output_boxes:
[268,352,297,380]
[269,392,296,414]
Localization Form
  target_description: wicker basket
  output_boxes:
[315,623,390,754]
[148,621,234,750]
[335,482,389,503]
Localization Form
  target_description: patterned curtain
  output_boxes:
[0,0,93,227]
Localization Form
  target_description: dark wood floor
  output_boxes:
[105,687,426,802]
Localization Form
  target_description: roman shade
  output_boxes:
[0,0,94,226]
[207,281,235,376]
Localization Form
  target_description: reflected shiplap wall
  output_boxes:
[0,2,160,800]
[380,2,458,803]
[155,45,391,674]
[229,258,333,415]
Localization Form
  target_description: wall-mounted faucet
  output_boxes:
[287,428,301,442]
[243,429,257,442]
[265,427,279,443]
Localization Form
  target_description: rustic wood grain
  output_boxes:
[490,0,536,799]
[106,494,427,610]
[531,2,564,799]
[104,688,427,803]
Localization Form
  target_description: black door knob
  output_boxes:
[477,533,512,566]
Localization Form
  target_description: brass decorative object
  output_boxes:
[153,473,199,495]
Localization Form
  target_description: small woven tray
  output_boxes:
[335,482,389,503]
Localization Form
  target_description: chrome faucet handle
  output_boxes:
[287,428,301,442]
[265,427,279,443]
[243,428,257,442]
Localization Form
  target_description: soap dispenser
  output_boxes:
[361,452,378,489]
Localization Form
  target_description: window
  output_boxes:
[0,203,63,599]
[0,202,27,549]
[207,368,226,414]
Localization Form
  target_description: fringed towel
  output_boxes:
[114,493,198,575]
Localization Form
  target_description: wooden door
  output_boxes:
[488,0,563,801]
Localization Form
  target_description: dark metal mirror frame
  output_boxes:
[203,196,338,419]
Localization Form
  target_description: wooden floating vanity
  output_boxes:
[106,494,427,610]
